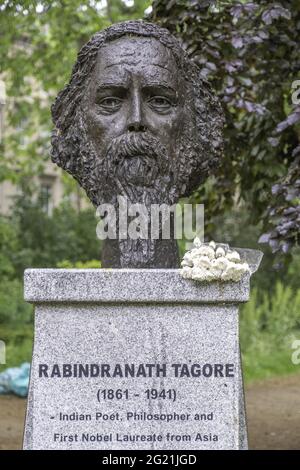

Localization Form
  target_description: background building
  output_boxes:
[0,78,88,216]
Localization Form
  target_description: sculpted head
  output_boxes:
[51,21,224,208]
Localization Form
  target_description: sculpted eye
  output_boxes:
[148,96,173,112]
[97,97,122,113]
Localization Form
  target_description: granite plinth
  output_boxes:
[23,268,253,450]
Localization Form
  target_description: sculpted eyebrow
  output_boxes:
[142,84,178,98]
[95,85,128,98]
[96,84,127,91]
[143,84,176,92]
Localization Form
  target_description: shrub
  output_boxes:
[56,260,101,268]
[240,281,300,381]
[8,196,101,276]
[0,278,33,325]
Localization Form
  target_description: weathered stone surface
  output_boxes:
[24,268,250,303]
[23,268,251,450]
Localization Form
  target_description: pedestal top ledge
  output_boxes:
[24,269,251,304]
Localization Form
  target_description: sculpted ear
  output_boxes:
[174,66,224,198]
[51,111,82,177]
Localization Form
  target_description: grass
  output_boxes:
[0,324,33,371]
[240,282,300,383]
[242,347,299,383]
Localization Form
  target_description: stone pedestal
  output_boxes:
[23,264,259,450]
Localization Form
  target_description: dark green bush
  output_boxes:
[7,195,101,276]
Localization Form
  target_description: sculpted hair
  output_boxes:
[51,20,224,200]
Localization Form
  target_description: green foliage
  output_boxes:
[57,259,101,268]
[0,196,103,368]
[0,216,19,278]
[240,282,300,382]
[209,206,284,292]
[151,0,300,258]
[9,194,101,276]
[0,323,33,369]
[0,0,151,181]
[0,278,32,325]
[242,348,297,383]
[284,247,300,291]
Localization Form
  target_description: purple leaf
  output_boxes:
[258,233,270,243]
[262,6,291,25]
[268,137,280,147]
[230,3,258,18]
[232,36,244,49]
[276,111,300,133]
[283,207,297,216]
[269,238,280,252]
[282,241,292,254]
[258,30,269,40]
[230,6,243,19]
[224,60,243,73]
[292,145,300,157]
[225,86,237,95]
[206,61,217,71]
[272,184,282,195]
[286,189,300,201]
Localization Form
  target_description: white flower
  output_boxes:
[238,262,250,276]
[209,259,225,278]
[226,250,241,263]
[193,255,211,269]
[216,246,226,258]
[180,240,250,283]
[181,266,191,279]
[221,263,237,281]
[193,245,215,260]
[191,267,216,282]
[193,237,202,248]
[221,262,249,282]
[191,267,206,281]
[182,252,194,267]
[181,259,190,267]
[212,256,229,271]
[204,270,216,282]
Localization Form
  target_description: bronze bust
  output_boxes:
[51,21,223,268]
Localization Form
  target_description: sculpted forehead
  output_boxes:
[93,36,181,88]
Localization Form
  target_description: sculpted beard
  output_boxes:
[79,129,179,207]
[77,129,180,267]
[107,132,168,190]
[70,115,197,265]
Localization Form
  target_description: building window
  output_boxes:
[0,79,6,143]
[39,183,52,215]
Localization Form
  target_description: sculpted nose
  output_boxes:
[127,90,146,132]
